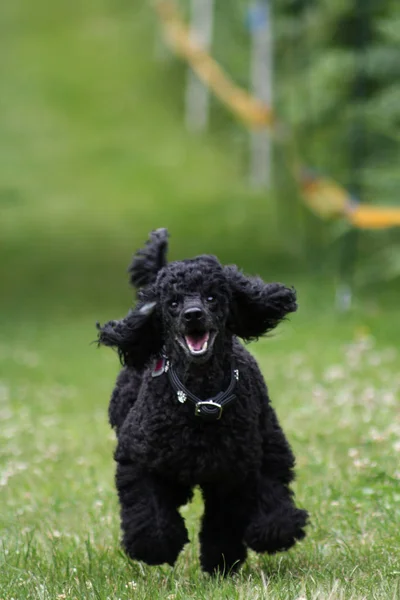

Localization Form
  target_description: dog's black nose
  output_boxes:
[183,307,204,323]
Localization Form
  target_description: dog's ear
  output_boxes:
[128,228,169,288]
[225,266,297,341]
[96,287,163,368]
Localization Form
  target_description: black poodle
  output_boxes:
[97,229,308,575]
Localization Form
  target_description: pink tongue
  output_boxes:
[186,333,208,351]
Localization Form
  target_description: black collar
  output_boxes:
[152,357,239,421]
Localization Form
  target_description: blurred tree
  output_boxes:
[274,0,399,207]
[269,0,400,281]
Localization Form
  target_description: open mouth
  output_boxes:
[180,331,216,356]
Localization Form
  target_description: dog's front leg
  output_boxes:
[116,460,191,566]
[244,476,308,555]
[199,483,249,575]
[243,396,308,555]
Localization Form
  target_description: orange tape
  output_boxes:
[155,1,274,129]
[155,1,400,230]
[348,206,400,229]
[300,172,349,218]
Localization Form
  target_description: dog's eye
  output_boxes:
[169,300,179,309]
[206,295,215,303]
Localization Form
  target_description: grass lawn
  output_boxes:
[1,291,400,600]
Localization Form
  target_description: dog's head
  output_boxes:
[154,255,231,363]
[97,230,297,368]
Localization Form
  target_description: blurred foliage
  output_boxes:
[0,0,289,313]
[273,0,400,201]
[189,0,400,280]
[275,0,400,280]
[0,0,399,315]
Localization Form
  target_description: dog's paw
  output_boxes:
[200,541,247,576]
[122,511,189,566]
[245,506,308,554]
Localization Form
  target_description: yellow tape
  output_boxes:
[348,206,400,229]
[155,1,274,129]
[300,172,349,218]
[155,0,400,230]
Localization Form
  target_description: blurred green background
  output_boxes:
[0,0,277,319]
[1,0,399,320]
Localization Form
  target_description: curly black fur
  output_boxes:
[128,228,169,288]
[97,229,308,575]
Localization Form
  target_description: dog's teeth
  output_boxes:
[188,339,208,355]
[184,333,211,355]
